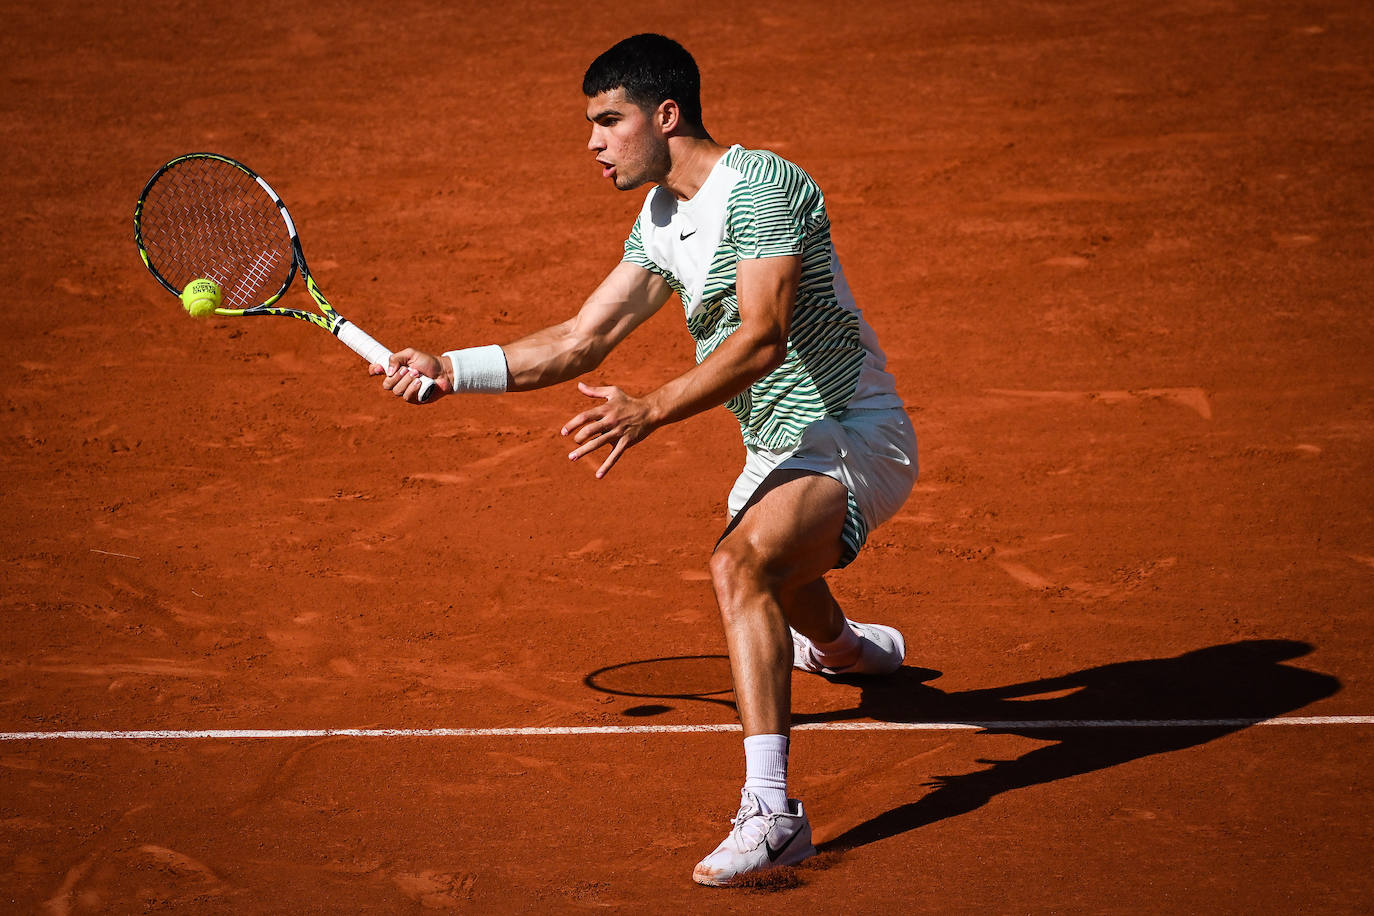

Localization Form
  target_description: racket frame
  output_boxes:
[134,152,436,402]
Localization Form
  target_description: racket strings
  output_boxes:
[139,157,293,310]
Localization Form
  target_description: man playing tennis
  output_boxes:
[376,33,917,886]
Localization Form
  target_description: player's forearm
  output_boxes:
[642,254,799,426]
[500,320,611,392]
[440,321,602,393]
[441,262,668,394]
[644,328,787,428]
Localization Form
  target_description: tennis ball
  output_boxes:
[180,278,222,318]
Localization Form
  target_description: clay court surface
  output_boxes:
[3,0,1373,911]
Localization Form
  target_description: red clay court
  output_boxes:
[3,0,1372,911]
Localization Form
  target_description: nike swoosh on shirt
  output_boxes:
[679,230,697,240]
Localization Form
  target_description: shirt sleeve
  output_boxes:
[729,167,817,260]
[622,215,667,277]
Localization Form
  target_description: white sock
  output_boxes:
[813,620,861,666]
[743,734,789,814]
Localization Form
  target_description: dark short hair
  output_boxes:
[583,34,703,129]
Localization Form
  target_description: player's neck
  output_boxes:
[659,137,730,201]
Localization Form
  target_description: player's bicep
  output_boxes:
[736,254,801,345]
[571,260,672,355]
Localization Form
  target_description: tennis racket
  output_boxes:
[133,152,437,403]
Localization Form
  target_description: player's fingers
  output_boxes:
[567,429,613,462]
[391,366,422,398]
[594,437,630,479]
[388,350,417,376]
[561,409,599,436]
[572,418,616,445]
[406,371,440,404]
[577,381,616,400]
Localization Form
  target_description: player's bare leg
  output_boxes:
[710,470,849,737]
[784,577,849,652]
[713,473,906,695]
[693,468,908,886]
[693,470,844,886]
[783,576,906,675]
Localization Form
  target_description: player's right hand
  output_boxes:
[371,347,450,403]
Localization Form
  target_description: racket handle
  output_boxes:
[337,321,437,404]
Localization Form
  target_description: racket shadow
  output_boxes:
[582,655,944,718]
[583,655,739,716]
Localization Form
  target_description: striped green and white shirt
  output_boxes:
[623,145,901,450]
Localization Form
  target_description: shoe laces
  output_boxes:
[730,792,763,825]
[728,793,776,850]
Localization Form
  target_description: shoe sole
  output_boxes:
[690,840,818,887]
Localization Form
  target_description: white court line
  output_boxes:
[1,716,1371,741]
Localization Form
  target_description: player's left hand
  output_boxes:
[562,382,658,478]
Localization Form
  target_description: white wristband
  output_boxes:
[443,345,509,393]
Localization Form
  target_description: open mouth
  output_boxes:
[597,159,615,179]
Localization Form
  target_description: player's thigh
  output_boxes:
[714,468,849,592]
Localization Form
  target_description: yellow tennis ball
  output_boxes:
[180,278,222,318]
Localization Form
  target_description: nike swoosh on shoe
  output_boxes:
[765,825,803,863]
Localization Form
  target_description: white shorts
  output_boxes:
[726,405,918,567]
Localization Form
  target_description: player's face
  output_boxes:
[586,88,669,191]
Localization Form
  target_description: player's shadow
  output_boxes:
[796,639,1339,852]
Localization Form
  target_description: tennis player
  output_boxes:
[376,33,917,886]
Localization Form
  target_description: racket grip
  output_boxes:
[337,321,437,404]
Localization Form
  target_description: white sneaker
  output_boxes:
[691,790,816,887]
[791,622,906,676]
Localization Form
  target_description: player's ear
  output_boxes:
[657,99,681,134]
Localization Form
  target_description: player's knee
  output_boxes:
[709,538,774,606]
[709,543,746,596]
